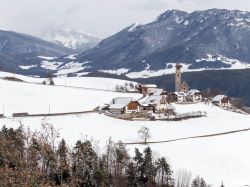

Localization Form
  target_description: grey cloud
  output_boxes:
[1,0,250,38]
[63,4,86,15]
[129,0,167,11]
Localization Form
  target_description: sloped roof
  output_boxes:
[153,88,163,95]
[144,95,162,105]
[212,95,227,102]
[181,81,189,87]
[109,97,136,109]
[109,104,127,109]
[174,92,187,97]
[188,89,201,95]
[141,84,157,88]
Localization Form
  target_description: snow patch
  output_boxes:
[55,61,86,76]
[38,56,56,60]
[196,54,250,69]
[65,54,77,60]
[41,61,64,70]
[99,68,130,75]
[183,20,189,25]
[128,23,140,32]
[19,65,37,70]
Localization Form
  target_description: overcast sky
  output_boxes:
[1,0,250,38]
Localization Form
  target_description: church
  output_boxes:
[175,64,189,93]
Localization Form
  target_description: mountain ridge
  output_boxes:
[0,29,74,75]
[75,8,250,77]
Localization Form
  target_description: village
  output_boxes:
[103,64,232,121]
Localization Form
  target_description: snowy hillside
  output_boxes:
[0,78,140,116]
[76,9,250,77]
[112,56,250,78]
[41,26,102,52]
[0,71,138,91]
[0,76,250,186]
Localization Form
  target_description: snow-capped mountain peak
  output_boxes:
[41,26,102,52]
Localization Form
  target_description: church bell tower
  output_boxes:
[175,64,182,92]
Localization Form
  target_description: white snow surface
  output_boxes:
[55,61,85,76]
[128,23,140,32]
[99,68,130,75]
[0,78,141,116]
[19,65,38,70]
[0,75,250,186]
[125,55,250,78]
[65,54,77,60]
[0,71,138,92]
[38,56,56,60]
[41,60,64,70]
[41,26,102,50]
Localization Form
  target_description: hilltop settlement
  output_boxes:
[103,64,233,121]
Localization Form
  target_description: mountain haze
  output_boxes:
[41,27,102,53]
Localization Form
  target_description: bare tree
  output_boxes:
[138,126,151,143]
[175,169,192,187]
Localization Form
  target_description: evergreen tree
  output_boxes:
[72,140,97,186]
[191,176,208,187]
[26,136,42,185]
[126,162,137,187]
[57,139,70,185]
[94,158,108,187]
[114,142,129,175]
[143,146,156,186]
[191,176,200,187]
[133,148,144,185]
[200,178,207,187]
[156,157,174,187]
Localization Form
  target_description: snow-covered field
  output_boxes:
[0,76,140,116]
[0,71,138,91]
[0,75,250,186]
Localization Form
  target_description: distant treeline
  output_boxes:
[0,122,220,187]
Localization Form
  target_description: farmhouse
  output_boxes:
[138,84,158,95]
[212,95,231,107]
[187,89,203,102]
[109,97,141,114]
[143,95,170,111]
[173,92,187,103]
